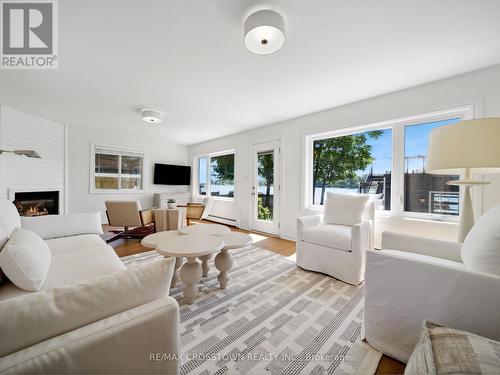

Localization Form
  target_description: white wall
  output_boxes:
[68,125,188,222]
[188,64,500,243]
[0,105,68,212]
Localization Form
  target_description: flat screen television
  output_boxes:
[154,163,191,185]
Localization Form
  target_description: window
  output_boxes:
[306,106,472,220]
[404,118,460,216]
[92,145,144,192]
[198,157,208,195]
[196,152,235,199]
[312,128,392,210]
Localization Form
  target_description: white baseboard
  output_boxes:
[280,233,296,242]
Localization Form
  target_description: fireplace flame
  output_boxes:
[24,206,48,216]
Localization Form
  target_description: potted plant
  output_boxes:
[167,198,176,209]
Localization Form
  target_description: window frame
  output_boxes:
[193,150,236,201]
[304,105,473,222]
[90,143,145,194]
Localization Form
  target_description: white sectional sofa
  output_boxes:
[0,199,179,374]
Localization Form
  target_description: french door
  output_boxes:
[251,141,280,235]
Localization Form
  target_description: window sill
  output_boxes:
[305,205,458,224]
[90,190,146,194]
[193,195,235,202]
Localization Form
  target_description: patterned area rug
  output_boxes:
[122,246,381,375]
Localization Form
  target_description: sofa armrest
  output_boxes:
[297,214,322,241]
[381,231,462,262]
[0,297,179,374]
[351,221,372,256]
[364,250,500,362]
[21,212,103,240]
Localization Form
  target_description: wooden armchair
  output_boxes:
[105,200,155,242]
[183,203,205,225]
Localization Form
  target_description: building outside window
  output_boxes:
[92,145,144,192]
[196,152,235,199]
[307,107,471,220]
[404,118,460,216]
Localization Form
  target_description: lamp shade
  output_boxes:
[427,118,500,175]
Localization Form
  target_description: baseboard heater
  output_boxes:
[206,215,237,226]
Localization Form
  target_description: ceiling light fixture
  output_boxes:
[244,9,285,55]
[141,109,162,124]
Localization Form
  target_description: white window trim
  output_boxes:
[193,149,236,201]
[304,105,474,222]
[90,143,145,194]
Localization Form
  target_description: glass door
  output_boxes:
[251,141,280,235]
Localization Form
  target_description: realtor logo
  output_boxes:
[1,0,58,69]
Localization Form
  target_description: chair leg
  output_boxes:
[105,226,130,243]
[106,231,125,243]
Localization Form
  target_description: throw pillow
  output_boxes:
[405,320,500,374]
[461,204,500,276]
[323,192,369,226]
[0,228,52,291]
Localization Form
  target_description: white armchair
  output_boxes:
[296,201,374,285]
[364,231,500,363]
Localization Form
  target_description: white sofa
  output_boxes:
[0,199,179,374]
[364,231,500,363]
[296,201,374,285]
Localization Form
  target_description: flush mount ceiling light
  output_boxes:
[244,9,285,55]
[141,109,162,124]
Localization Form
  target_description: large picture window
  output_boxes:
[196,152,235,199]
[92,145,144,192]
[306,107,472,220]
[404,118,460,216]
[313,129,392,210]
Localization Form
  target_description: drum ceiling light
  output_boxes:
[244,10,285,55]
[141,109,162,124]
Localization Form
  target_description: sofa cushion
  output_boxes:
[21,212,103,240]
[461,204,500,276]
[0,228,52,291]
[323,192,369,226]
[0,258,176,357]
[302,224,352,251]
[0,199,21,249]
[46,234,107,256]
[42,245,126,290]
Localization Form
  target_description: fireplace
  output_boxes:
[14,191,59,217]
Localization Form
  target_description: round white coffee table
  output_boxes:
[178,223,230,235]
[213,232,252,289]
[142,230,184,287]
[141,230,181,248]
[156,234,224,304]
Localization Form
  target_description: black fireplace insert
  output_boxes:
[14,191,59,217]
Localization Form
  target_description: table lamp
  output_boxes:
[427,118,500,242]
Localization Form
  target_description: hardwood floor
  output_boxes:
[104,221,405,374]
[104,221,296,258]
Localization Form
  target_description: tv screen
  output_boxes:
[154,163,191,185]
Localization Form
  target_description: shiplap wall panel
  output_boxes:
[0,106,66,213]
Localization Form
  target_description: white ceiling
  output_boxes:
[1,0,500,145]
